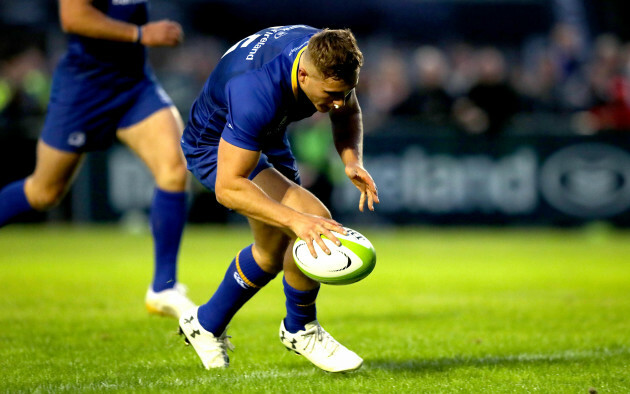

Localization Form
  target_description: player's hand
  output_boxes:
[345,163,379,212]
[140,20,183,47]
[291,213,346,259]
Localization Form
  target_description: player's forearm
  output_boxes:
[215,178,297,229]
[59,0,138,43]
[330,91,365,167]
[332,111,364,168]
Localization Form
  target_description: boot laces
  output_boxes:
[301,325,339,356]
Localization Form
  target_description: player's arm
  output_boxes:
[58,0,183,47]
[215,138,344,257]
[329,90,379,211]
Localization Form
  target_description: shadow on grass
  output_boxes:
[367,347,629,373]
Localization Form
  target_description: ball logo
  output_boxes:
[540,143,630,218]
[346,228,366,242]
[329,251,352,272]
[293,243,352,272]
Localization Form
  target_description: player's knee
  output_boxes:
[25,181,66,211]
[297,198,332,219]
[252,241,288,274]
[254,247,286,274]
[285,187,332,219]
[310,203,332,219]
[154,160,187,191]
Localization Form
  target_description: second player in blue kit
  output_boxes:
[0,0,195,318]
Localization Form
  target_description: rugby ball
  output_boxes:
[292,227,376,285]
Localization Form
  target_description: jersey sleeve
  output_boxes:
[222,71,279,151]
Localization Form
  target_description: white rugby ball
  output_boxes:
[292,227,376,285]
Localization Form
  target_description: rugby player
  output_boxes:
[178,25,379,372]
[0,0,194,318]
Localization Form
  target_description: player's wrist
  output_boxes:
[135,25,143,45]
[344,160,364,172]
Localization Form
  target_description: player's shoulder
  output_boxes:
[226,69,282,120]
[223,70,281,146]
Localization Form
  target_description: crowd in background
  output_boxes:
[357,22,630,136]
[3,22,630,146]
[0,0,630,225]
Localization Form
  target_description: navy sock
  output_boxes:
[283,277,320,333]
[198,245,276,335]
[0,179,33,228]
[150,188,187,292]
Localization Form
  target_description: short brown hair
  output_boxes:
[306,28,364,84]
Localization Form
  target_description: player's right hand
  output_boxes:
[140,20,183,47]
[290,213,346,259]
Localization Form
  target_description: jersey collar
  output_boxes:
[291,46,308,100]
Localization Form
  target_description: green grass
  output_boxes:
[1,224,629,393]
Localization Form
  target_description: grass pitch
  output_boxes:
[1,224,629,393]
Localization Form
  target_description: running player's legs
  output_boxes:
[1,54,112,227]
[117,102,190,299]
[25,140,85,211]
[116,105,187,192]
[0,139,83,227]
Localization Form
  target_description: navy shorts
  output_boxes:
[182,130,301,192]
[41,53,172,153]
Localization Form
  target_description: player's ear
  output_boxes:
[298,67,308,83]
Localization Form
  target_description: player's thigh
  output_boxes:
[25,140,84,209]
[248,167,331,270]
[247,167,294,270]
[116,106,187,191]
[252,167,331,219]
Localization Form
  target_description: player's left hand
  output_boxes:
[345,163,379,212]
[141,20,183,47]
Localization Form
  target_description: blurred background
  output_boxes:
[2,0,630,228]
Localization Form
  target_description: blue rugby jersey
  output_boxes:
[183,25,320,153]
[66,0,148,71]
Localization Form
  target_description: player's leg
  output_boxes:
[249,169,363,372]
[193,167,297,336]
[194,217,283,337]
[0,140,83,227]
[253,169,328,331]
[117,105,187,192]
[180,167,305,369]
[180,166,360,370]
[197,167,334,338]
[117,105,193,317]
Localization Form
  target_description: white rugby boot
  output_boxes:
[179,307,234,369]
[145,283,196,319]
[279,320,363,372]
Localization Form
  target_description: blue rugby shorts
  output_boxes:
[41,53,172,153]
[181,129,301,192]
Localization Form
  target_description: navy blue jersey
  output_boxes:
[66,0,148,72]
[183,25,319,153]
